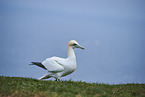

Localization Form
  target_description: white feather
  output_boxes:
[32,40,84,80]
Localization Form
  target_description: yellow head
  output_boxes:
[67,40,84,53]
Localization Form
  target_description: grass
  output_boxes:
[0,76,145,97]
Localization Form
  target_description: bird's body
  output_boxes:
[30,40,84,80]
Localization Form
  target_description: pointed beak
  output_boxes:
[75,44,85,50]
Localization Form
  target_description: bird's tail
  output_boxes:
[30,62,47,70]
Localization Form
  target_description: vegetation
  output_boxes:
[0,76,145,97]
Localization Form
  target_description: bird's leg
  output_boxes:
[38,73,52,80]
[55,79,60,81]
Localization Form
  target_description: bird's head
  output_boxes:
[67,40,85,50]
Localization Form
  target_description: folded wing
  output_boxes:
[42,57,64,73]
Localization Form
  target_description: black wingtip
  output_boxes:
[30,62,47,70]
[31,62,36,64]
[29,62,36,65]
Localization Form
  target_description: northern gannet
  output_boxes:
[30,40,84,81]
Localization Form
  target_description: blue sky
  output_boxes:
[0,0,145,84]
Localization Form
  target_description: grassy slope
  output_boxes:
[0,76,145,97]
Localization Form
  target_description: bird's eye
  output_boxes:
[72,43,77,46]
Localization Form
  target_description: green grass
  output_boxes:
[0,76,145,97]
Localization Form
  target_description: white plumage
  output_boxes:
[30,40,84,81]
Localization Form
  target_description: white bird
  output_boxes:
[30,40,84,81]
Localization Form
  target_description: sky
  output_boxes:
[0,0,145,84]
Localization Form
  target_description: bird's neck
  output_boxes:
[67,46,76,59]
